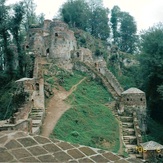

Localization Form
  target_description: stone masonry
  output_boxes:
[0,131,143,163]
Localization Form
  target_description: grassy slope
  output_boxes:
[51,71,120,153]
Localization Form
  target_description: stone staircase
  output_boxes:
[120,114,137,155]
[28,108,45,134]
[82,62,123,99]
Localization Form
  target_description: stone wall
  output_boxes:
[72,48,93,63]
[104,68,123,96]
[0,119,32,133]
[120,93,146,107]
[49,20,77,61]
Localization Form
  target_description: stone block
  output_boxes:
[17,137,38,147]
[43,143,60,153]
[5,140,22,149]
[38,154,58,162]
[57,142,74,150]
[67,149,85,159]
[11,148,32,159]
[90,155,109,162]
[0,150,14,162]
[103,152,120,161]
[53,151,72,161]
[78,147,96,156]
[27,146,48,156]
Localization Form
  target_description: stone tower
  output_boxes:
[119,87,147,132]
[49,19,77,61]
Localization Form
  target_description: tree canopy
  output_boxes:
[139,24,163,123]
[60,0,110,41]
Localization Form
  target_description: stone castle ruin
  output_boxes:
[0,19,154,160]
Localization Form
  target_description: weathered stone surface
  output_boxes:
[114,159,129,163]
[90,155,109,162]
[43,143,60,153]
[19,156,40,162]
[0,131,143,162]
[53,151,72,162]
[79,147,96,156]
[103,152,120,161]
[78,158,94,163]
[17,137,38,147]
[5,140,22,149]
[0,151,14,162]
[67,149,85,159]
[57,142,74,150]
[0,136,8,145]
[38,154,58,162]
[27,146,48,156]
[34,136,51,144]
[11,148,32,159]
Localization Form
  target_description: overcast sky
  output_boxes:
[7,0,163,32]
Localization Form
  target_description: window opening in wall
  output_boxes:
[140,98,143,101]
[46,48,49,53]
[35,83,39,91]
[127,98,129,101]
[55,33,58,36]
[77,52,80,57]
[26,45,29,49]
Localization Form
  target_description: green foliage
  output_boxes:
[51,72,120,152]
[61,72,84,91]
[110,6,138,53]
[10,2,25,76]
[111,6,120,44]
[143,117,163,144]
[119,12,137,53]
[74,29,108,59]
[139,23,163,123]
[60,0,110,41]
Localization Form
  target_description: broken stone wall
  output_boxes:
[0,119,32,133]
[49,20,77,61]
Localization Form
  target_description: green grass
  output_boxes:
[60,71,84,91]
[51,73,120,153]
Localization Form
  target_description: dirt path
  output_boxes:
[41,77,86,137]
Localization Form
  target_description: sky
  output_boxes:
[7,0,163,32]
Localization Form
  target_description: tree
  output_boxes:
[119,12,137,53]
[89,7,110,40]
[110,5,121,44]
[60,0,90,30]
[0,0,14,77]
[23,0,37,32]
[60,0,110,41]
[10,2,25,76]
[139,23,163,123]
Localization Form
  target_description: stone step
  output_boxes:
[31,108,43,112]
[122,122,134,128]
[32,127,40,134]
[120,116,133,122]
[29,112,44,120]
[126,145,137,154]
[123,129,135,136]
[32,120,42,127]
[123,136,137,140]
[124,140,137,145]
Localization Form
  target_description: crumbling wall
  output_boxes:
[72,47,93,63]
[49,19,77,61]
[0,119,32,133]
